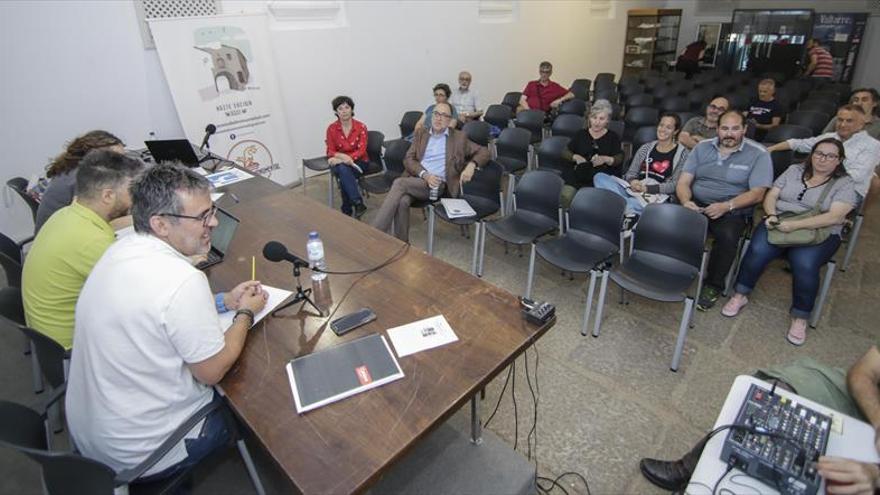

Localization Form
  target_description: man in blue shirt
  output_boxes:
[676,111,773,310]
[371,102,489,242]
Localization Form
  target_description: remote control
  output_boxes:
[330,308,377,336]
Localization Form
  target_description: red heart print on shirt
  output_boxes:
[650,160,671,175]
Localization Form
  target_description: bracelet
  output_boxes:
[234,309,255,326]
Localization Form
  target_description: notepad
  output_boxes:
[219,285,293,332]
[286,334,405,413]
[440,198,477,219]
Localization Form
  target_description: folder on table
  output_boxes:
[285,333,404,413]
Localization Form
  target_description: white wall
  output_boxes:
[0,0,183,240]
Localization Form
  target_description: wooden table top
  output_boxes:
[208,183,554,494]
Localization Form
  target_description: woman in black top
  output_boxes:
[568,99,623,188]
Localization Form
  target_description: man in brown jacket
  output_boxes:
[372,102,490,242]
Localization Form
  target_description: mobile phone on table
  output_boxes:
[330,308,377,336]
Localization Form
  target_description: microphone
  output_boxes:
[263,241,311,268]
[199,123,217,151]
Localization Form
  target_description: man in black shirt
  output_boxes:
[747,78,783,142]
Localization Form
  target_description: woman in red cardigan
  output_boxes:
[326,95,369,218]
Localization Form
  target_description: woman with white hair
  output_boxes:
[562,99,623,205]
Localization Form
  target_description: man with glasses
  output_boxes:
[677,111,773,311]
[67,163,268,485]
[518,61,574,113]
[450,71,482,123]
[769,104,880,200]
[371,102,489,242]
[679,96,730,150]
[23,149,143,350]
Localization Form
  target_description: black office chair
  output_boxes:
[676,112,697,129]
[514,109,545,145]
[0,396,266,495]
[525,189,626,330]
[399,111,423,140]
[463,120,491,147]
[594,73,615,91]
[725,92,750,112]
[494,127,531,214]
[763,124,813,144]
[624,107,659,142]
[301,156,332,206]
[607,120,625,141]
[426,161,503,275]
[798,99,837,117]
[501,92,523,112]
[805,90,841,104]
[618,75,641,89]
[550,114,584,140]
[593,88,618,104]
[770,150,794,180]
[591,203,709,371]
[626,93,654,108]
[659,96,689,113]
[786,110,831,136]
[535,136,573,176]
[641,75,663,91]
[559,99,587,117]
[362,130,386,176]
[480,170,564,291]
[668,80,693,96]
[0,231,23,288]
[359,139,410,195]
[631,126,658,153]
[651,85,676,101]
[619,83,645,102]
[483,104,513,133]
[6,177,39,224]
[569,79,591,102]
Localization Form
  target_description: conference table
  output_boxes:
[207,173,555,494]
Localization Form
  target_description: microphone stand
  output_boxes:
[272,259,321,316]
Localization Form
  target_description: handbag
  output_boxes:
[767,178,838,247]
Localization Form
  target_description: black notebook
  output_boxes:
[285,333,404,413]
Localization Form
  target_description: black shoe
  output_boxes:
[696,286,720,311]
[353,203,367,219]
[639,457,694,491]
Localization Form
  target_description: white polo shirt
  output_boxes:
[66,233,225,476]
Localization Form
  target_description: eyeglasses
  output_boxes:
[708,104,728,111]
[434,92,447,97]
[813,151,840,161]
[539,70,552,74]
[459,77,471,82]
[158,204,217,228]
[433,111,452,119]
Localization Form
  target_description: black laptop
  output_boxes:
[144,139,204,167]
[197,207,240,270]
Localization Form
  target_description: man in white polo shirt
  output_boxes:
[66,163,267,483]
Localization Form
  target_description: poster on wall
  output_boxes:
[811,13,868,83]
[149,14,296,185]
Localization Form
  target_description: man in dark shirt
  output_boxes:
[747,78,783,142]
[518,61,574,113]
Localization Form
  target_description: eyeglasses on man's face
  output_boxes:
[433,111,452,120]
[158,204,217,228]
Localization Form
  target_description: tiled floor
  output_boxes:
[1,173,877,494]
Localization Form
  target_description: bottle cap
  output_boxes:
[308,231,319,239]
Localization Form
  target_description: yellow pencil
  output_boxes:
[251,256,255,281]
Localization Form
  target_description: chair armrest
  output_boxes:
[115,399,220,484]
[17,236,35,249]
[33,384,66,419]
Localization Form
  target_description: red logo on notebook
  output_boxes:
[355,365,373,385]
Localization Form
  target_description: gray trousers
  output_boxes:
[371,177,432,242]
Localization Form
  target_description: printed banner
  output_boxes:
[149,14,296,185]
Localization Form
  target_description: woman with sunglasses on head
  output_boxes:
[720,138,857,346]
[415,83,459,131]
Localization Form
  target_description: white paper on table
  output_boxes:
[386,315,458,358]
[210,192,225,202]
[207,168,253,188]
[219,285,294,332]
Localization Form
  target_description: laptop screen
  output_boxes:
[144,139,200,166]
[211,208,240,255]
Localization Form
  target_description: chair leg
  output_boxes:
[525,244,537,299]
[592,270,610,337]
[671,297,694,372]
[426,205,435,255]
[327,172,335,208]
[30,341,43,394]
[581,270,598,336]
[499,191,506,217]
[810,260,835,328]
[478,223,487,277]
[301,164,307,193]
[557,208,564,237]
[690,251,709,328]
[471,223,480,275]
[841,214,863,271]
[505,175,516,214]
[236,439,267,495]
[460,224,469,239]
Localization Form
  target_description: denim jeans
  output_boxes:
[332,161,366,215]
[592,173,645,214]
[734,223,840,319]
[134,393,231,494]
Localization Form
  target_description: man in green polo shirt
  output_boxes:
[23,150,143,349]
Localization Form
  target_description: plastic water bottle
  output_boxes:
[306,232,327,281]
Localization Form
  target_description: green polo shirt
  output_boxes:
[22,201,115,349]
